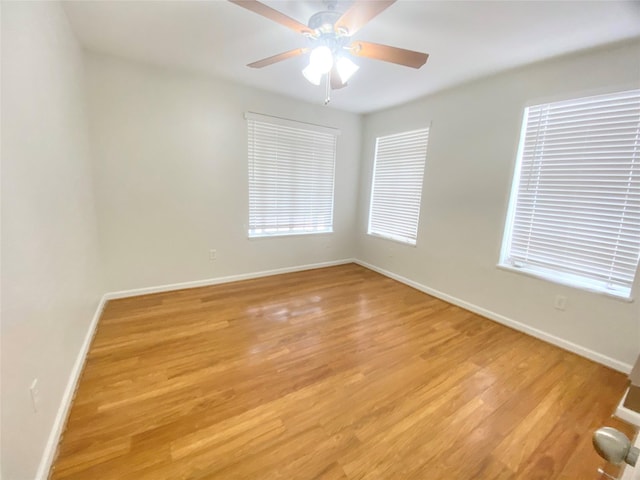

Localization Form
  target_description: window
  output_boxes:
[246,112,338,238]
[500,89,640,299]
[368,128,430,245]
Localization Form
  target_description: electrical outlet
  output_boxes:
[209,249,217,261]
[554,295,567,311]
[30,379,39,413]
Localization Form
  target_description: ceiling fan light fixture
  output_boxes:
[229,0,429,101]
[336,56,359,83]
[302,63,323,86]
[309,45,333,74]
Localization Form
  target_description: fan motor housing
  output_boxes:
[308,11,342,33]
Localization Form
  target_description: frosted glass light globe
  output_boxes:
[336,56,359,83]
[302,64,322,86]
[309,46,333,74]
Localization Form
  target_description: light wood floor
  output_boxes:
[51,264,632,479]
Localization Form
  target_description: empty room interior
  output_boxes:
[3,0,640,479]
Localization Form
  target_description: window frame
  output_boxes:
[245,112,339,239]
[367,127,430,247]
[498,89,640,301]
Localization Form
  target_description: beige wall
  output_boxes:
[1,2,103,479]
[356,40,640,368]
[85,53,362,292]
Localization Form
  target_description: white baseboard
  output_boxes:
[35,258,355,479]
[353,259,632,374]
[35,295,108,480]
[104,259,355,300]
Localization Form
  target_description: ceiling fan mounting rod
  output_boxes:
[324,0,338,11]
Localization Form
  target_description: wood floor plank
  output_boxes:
[50,264,633,479]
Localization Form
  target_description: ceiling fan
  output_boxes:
[228,0,429,103]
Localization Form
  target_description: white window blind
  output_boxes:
[500,89,640,298]
[247,113,338,238]
[368,128,430,245]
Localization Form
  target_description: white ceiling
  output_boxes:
[62,0,640,114]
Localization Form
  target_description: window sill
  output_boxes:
[248,230,334,240]
[496,264,634,303]
[366,232,417,247]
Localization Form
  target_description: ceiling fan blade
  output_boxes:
[228,0,313,35]
[330,67,347,90]
[247,48,309,68]
[350,41,428,69]
[334,0,396,36]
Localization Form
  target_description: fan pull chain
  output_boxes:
[324,73,331,105]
